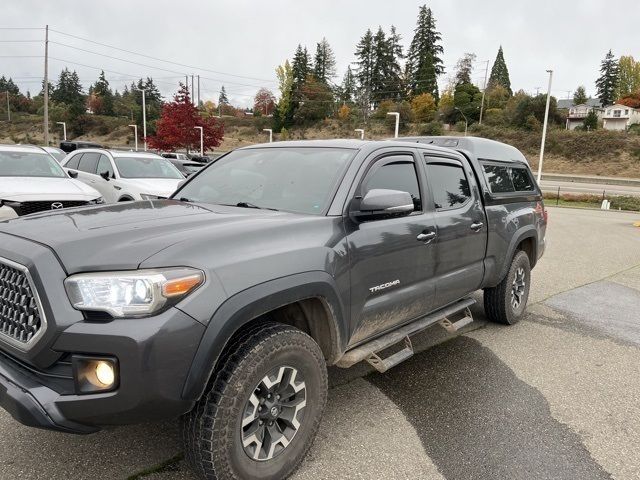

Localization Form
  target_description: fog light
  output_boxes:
[72,355,119,394]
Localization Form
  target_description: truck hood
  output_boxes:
[0,200,299,273]
[0,177,101,201]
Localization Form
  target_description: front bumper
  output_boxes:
[0,307,206,434]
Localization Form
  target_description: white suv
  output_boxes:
[61,149,185,203]
[0,145,104,221]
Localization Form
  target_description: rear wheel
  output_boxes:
[182,323,327,480]
[484,250,531,325]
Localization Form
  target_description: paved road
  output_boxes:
[1,207,640,479]
[540,178,640,197]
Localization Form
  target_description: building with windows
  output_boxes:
[602,104,640,131]
[557,98,602,130]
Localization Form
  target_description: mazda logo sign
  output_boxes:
[50,202,64,210]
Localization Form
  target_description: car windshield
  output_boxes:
[114,156,183,179]
[174,147,355,214]
[46,148,66,162]
[0,151,67,178]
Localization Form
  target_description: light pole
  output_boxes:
[128,124,138,151]
[137,87,147,151]
[387,112,400,138]
[454,107,468,136]
[194,126,204,155]
[5,91,9,122]
[537,69,554,183]
[56,121,66,141]
[354,128,365,140]
[263,128,273,143]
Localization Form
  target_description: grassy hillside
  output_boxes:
[2,114,640,178]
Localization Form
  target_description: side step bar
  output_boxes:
[337,297,475,372]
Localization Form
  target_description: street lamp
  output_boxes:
[56,121,66,141]
[454,108,468,136]
[263,128,273,143]
[194,126,204,155]
[4,91,9,122]
[387,112,400,138]
[354,128,365,140]
[537,69,554,183]
[128,124,138,151]
[136,87,147,151]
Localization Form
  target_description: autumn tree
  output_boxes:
[274,60,294,130]
[90,71,114,115]
[147,84,223,152]
[254,88,276,116]
[487,46,512,95]
[618,92,640,109]
[573,85,588,105]
[616,56,640,99]
[411,93,436,122]
[596,50,619,106]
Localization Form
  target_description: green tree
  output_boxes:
[313,38,336,84]
[52,68,84,107]
[485,84,510,109]
[596,50,619,106]
[354,29,374,114]
[293,75,334,126]
[573,85,588,105]
[455,53,476,86]
[274,60,294,130]
[453,82,482,123]
[616,55,640,99]
[292,45,311,93]
[218,86,229,105]
[406,5,444,100]
[487,46,512,95]
[0,76,20,95]
[583,109,598,130]
[90,70,114,115]
[338,66,356,104]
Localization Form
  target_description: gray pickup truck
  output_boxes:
[0,137,546,480]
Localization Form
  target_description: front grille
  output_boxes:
[12,200,89,216]
[0,259,44,347]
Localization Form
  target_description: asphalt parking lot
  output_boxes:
[1,206,639,480]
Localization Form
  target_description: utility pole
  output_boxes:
[137,87,147,151]
[194,126,203,155]
[535,86,541,96]
[191,75,195,106]
[128,124,138,151]
[197,75,200,107]
[479,60,489,125]
[185,75,189,93]
[44,24,49,145]
[387,112,400,138]
[5,91,10,122]
[537,69,554,183]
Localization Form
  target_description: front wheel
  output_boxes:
[484,250,531,325]
[182,323,328,480]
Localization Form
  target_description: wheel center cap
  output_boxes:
[270,406,279,417]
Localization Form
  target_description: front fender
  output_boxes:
[181,271,347,401]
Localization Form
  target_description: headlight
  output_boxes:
[140,194,164,200]
[64,268,204,318]
[88,197,105,204]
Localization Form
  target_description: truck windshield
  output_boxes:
[175,147,355,214]
[0,151,67,178]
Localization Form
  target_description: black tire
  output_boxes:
[484,250,531,325]
[182,322,328,480]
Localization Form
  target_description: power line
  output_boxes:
[48,28,277,84]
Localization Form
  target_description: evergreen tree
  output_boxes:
[455,53,476,85]
[383,26,405,102]
[583,109,598,130]
[291,45,311,93]
[218,86,229,105]
[0,76,20,95]
[313,38,336,84]
[339,66,356,104]
[91,70,114,115]
[406,5,444,101]
[573,85,588,105]
[596,50,619,106]
[487,46,512,95]
[354,29,374,114]
[52,68,84,106]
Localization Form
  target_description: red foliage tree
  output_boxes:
[618,90,640,109]
[254,88,276,116]
[147,84,224,152]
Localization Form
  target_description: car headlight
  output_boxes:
[140,194,165,200]
[88,197,105,204]
[64,268,205,318]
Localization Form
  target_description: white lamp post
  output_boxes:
[194,126,204,155]
[56,121,66,141]
[387,112,400,138]
[354,128,365,140]
[537,69,554,183]
[128,124,138,151]
[136,87,147,151]
[263,128,273,143]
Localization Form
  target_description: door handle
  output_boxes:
[417,232,436,242]
[470,222,484,231]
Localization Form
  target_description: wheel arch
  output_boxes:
[500,226,538,281]
[181,271,347,401]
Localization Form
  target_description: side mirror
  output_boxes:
[67,170,78,178]
[351,189,414,221]
[99,171,111,181]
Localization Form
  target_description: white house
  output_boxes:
[557,98,602,130]
[602,104,640,131]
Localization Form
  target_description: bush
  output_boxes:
[454,121,467,133]
[418,121,443,136]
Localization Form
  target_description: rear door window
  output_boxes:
[65,153,82,170]
[78,152,100,174]
[425,161,471,210]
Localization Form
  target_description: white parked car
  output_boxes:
[0,144,104,221]
[61,149,185,203]
[42,146,66,162]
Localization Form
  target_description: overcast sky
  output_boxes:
[2,0,638,107]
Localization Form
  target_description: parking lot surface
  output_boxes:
[1,207,639,479]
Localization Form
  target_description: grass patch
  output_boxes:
[543,192,640,211]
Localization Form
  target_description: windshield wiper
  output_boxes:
[178,197,193,203]
[221,202,279,211]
